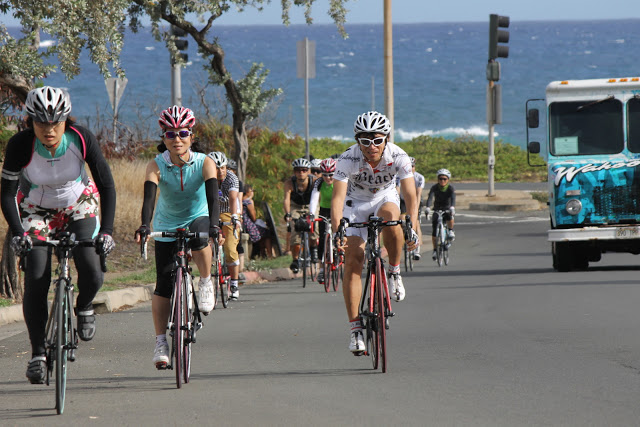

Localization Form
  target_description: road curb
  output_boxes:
[0,267,297,327]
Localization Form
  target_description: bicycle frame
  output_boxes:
[142,229,207,388]
[22,233,103,414]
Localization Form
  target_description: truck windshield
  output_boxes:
[549,99,623,156]
[627,97,640,153]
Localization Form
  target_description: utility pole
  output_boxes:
[383,0,394,143]
[297,37,316,160]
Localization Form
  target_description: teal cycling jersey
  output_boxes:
[153,150,208,241]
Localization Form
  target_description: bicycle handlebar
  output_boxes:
[141,230,210,261]
[22,236,107,273]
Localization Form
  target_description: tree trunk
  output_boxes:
[0,231,23,301]
[233,113,248,183]
[0,73,34,104]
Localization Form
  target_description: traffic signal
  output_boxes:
[488,14,509,60]
[171,25,188,64]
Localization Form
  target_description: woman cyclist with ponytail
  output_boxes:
[134,106,220,369]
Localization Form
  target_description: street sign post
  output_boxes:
[297,38,315,160]
[104,77,128,147]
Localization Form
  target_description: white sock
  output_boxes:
[156,334,167,345]
[388,264,400,275]
[199,276,211,284]
[350,318,362,333]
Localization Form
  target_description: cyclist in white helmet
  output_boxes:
[425,168,456,260]
[283,157,319,272]
[1,86,116,383]
[332,111,419,355]
[396,156,425,260]
[310,158,323,180]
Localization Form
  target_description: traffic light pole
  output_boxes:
[171,63,182,107]
[487,80,495,197]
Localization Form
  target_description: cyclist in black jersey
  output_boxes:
[0,87,116,384]
[283,158,319,273]
[425,168,456,260]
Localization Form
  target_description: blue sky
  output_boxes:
[2,0,639,27]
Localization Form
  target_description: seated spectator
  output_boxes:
[242,185,274,258]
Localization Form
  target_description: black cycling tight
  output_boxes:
[23,217,103,356]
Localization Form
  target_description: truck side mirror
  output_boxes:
[527,108,539,129]
[528,141,540,154]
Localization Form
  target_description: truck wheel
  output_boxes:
[552,242,573,272]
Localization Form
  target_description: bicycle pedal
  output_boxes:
[155,362,168,370]
[196,322,203,331]
[352,350,365,357]
[385,318,390,330]
[68,349,76,362]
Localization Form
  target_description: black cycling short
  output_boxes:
[431,211,452,237]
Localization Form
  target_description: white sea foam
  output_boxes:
[39,40,55,48]
[396,126,498,140]
[145,46,155,51]
[614,39,625,44]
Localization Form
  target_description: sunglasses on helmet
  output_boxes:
[357,136,386,147]
[161,130,192,139]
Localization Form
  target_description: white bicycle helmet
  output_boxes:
[208,151,228,168]
[353,111,391,135]
[437,168,451,179]
[158,105,196,129]
[310,159,322,169]
[25,86,72,123]
[291,158,311,169]
[227,158,237,170]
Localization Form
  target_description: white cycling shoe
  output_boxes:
[349,330,365,355]
[198,277,214,313]
[153,341,169,369]
[388,272,406,301]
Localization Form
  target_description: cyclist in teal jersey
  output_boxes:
[134,106,220,369]
[309,158,337,284]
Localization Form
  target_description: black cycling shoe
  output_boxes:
[311,248,319,263]
[289,260,300,274]
[26,355,47,384]
[77,310,96,342]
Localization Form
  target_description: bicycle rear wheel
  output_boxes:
[211,247,220,309]
[408,247,414,271]
[444,246,450,265]
[173,270,183,389]
[375,258,387,373]
[55,281,69,413]
[404,244,409,272]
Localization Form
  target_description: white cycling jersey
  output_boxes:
[335,143,413,201]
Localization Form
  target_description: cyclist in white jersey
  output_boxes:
[331,111,419,354]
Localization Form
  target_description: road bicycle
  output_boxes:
[142,228,207,388]
[403,241,414,272]
[211,235,230,308]
[19,232,107,414]
[339,215,411,373]
[317,215,343,292]
[432,209,452,267]
[291,212,318,288]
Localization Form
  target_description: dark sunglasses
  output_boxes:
[294,168,309,172]
[161,130,192,139]
[357,136,386,147]
[322,173,334,177]
[438,177,449,181]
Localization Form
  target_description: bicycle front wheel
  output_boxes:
[55,281,69,414]
[375,258,387,373]
[183,271,193,384]
[333,254,343,292]
[444,246,450,266]
[173,269,184,389]
[436,226,444,267]
[220,263,230,308]
[323,235,331,292]
[363,264,379,369]
[404,244,409,272]
[302,233,309,288]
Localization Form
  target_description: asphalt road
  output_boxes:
[2,208,640,426]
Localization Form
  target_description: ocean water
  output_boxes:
[7,19,640,148]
